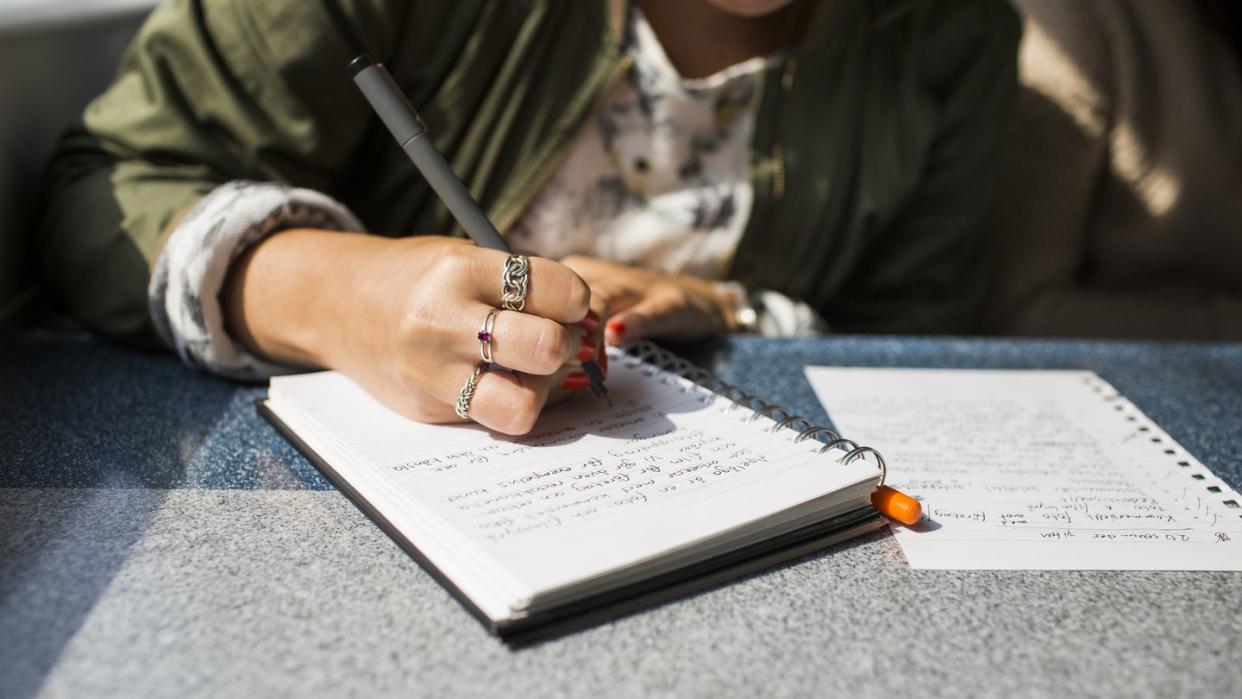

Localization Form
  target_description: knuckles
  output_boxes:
[528,321,573,375]
[428,243,477,285]
[563,274,591,322]
[395,294,442,344]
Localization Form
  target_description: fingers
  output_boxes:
[435,363,567,435]
[606,287,720,344]
[582,298,609,365]
[472,305,586,375]
[386,362,574,435]
[558,303,609,393]
[585,293,611,329]
[448,246,590,323]
[356,241,612,436]
[560,255,644,316]
[472,369,564,435]
[609,304,676,344]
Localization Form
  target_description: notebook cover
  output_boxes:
[258,399,884,644]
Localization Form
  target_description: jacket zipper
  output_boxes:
[771,56,797,202]
[493,54,635,234]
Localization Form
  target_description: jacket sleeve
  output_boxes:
[37,0,404,346]
[827,0,1021,335]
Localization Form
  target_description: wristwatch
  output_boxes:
[714,281,759,334]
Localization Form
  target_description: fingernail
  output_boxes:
[561,372,589,391]
[578,338,597,362]
[607,321,626,340]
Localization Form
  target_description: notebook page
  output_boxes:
[263,396,523,620]
[805,368,1242,571]
[271,350,880,606]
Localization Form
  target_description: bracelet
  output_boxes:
[714,281,759,334]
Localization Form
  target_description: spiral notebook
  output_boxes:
[259,343,886,641]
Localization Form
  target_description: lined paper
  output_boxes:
[269,350,879,605]
[805,368,1242,570]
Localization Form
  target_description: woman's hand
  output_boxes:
[560,255,739,345]
[224,231,600,435]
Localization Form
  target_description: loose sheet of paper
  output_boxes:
[269,352,878,603]
[805,368,1242,570]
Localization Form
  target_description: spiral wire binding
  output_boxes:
[620,341,887,486]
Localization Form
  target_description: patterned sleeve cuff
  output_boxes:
[148,180,365,381]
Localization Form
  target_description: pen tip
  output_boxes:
[581,361,609,402]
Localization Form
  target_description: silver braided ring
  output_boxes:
[501,254,530,312]
[455,363,488,420]
[477,309,498,363]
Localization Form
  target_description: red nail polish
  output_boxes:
[578,338,597,362]
[561,372,589,391]
[608,321,626,339]
[581,314,600,333]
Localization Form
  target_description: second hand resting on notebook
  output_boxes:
[561,255,746,346]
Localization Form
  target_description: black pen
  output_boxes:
[348,54,609,403]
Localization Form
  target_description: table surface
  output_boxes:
[3,329,1240,698]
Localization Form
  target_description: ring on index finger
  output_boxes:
[477,309,498,363]
[501,253,529,312]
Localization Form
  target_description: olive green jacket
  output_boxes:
[39,0,1019,347]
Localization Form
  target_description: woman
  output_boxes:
[38,0,1019,434]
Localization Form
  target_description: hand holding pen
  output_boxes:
[344,55,930,520]
[348,55,608,423]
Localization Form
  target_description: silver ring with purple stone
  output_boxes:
[478,309,498,363]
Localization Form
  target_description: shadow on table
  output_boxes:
[0,489,168,697]
[0,331,236,697]
[2,331,250,489]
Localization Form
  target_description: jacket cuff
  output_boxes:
[148,180,364,381]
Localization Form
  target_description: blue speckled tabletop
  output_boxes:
[3,329,1240,698]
